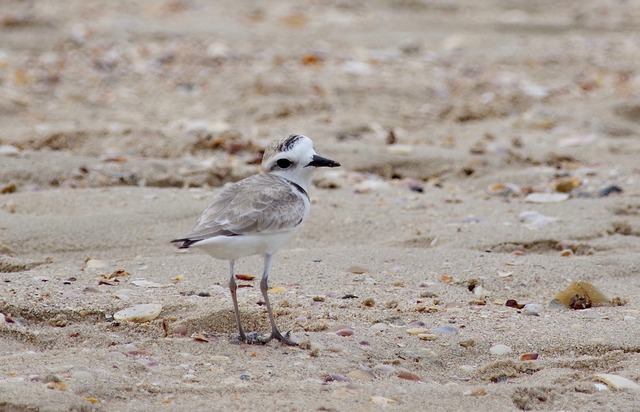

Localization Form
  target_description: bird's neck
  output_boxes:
[272,170,312,193]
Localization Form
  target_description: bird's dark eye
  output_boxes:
[277,159,293,168]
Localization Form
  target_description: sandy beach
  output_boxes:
[1,1,640,410]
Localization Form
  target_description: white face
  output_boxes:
[264,136,315,180]
[262,134,340,188]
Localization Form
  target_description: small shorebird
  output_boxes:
[172,134,340,345]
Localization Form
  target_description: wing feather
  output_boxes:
[176,174,306,243]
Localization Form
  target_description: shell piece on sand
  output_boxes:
[489,344,512,355]
[114,304,162,322]
[525,193,569,203]
[593,374,640,391]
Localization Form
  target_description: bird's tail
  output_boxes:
[170,238,200,249]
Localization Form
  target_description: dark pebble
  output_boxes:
[197,291,211,297]
[598,185,623,197]
[341,294,358,299]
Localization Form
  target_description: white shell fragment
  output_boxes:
[370,396,396,406]
[113,304,162,322]
[84,258,108,270]
[525,193,569,203]
[489,344,513,355]
[593,374,640,392]
[522,304,544,316]
[0,145,21,156]
[519,211,559,229]
[131,280,173,288]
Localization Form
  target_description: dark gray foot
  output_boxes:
[269,329,297,346]
[233,330,297,346]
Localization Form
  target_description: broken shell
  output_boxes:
[373,364,396,375]
[593,374,640,391]
[84,258,108,270]
[191,333,216,342]
[407,328,429,335]
[519,353,539,361]
[335,328,354,337]
[525,193,569,203]
[418,334,437,341]
[43,375,67,391]
[505,299,525,309]
[386,144,413,155]
[268,286,287,293]
[489,344,512,355]
[471,387,487,396]
[371,396,396,405]
[555,178,580,193]
[113,304,162,322]
[0,145,21,157]
[473,285,489,298]
[235,274,255,281]
[432,325,458,335]
[522,303,544,316]
[346,369,376,381]
[487,183,520,196]
[323,374,351,383]
[131,280,172,288]
[459,339,476,347]
[397,369,421,381]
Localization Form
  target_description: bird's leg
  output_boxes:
[228,260,248,343]
[259,253,297,346]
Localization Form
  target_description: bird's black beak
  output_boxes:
[306,154,341,168]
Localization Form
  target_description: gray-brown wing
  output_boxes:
[179,174,306,242]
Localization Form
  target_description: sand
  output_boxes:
[1,0,640,411]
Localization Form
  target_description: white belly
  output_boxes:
[192,230,298,260]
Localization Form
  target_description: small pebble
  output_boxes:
[370,323,388,332]
[598,185,623,197]
[327,343,346,353]
[362,297,375,307]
